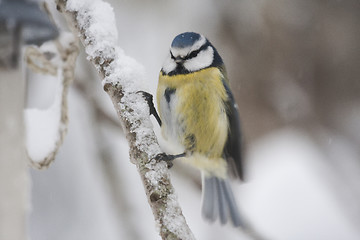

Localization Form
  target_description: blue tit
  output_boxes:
[156,32,243,227]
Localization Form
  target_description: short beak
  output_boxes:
[175,56,184,63]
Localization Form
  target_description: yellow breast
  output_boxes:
[157,67,228,161]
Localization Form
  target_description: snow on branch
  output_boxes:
[55,0,195,239]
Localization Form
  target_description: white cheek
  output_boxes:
[184,46,214,72]
[161,54,176,74]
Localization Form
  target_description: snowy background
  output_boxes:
[27,0,360,239]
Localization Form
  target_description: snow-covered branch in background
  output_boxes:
[24,32,79,169]
[55,0,195,239]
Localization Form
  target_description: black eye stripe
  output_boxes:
[185,44,210,60]
[187,49,200,59]
[170,42,211,61]
[170,51,175,59]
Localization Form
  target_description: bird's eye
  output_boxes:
[187,49,200,59]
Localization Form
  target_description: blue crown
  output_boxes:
[171,32,201,49]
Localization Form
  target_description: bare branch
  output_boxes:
[55,0,195,239]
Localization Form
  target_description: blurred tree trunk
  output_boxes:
[0,61,29,240]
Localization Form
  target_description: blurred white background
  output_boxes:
[28,0,360,239]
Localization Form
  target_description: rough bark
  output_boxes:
[55,0,195,239]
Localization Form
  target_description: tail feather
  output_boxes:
[222,178,242,226]
[201,176,219,222]
[201,174,242,227]
[215,178,227,224]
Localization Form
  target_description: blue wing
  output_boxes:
[222,79,244,180]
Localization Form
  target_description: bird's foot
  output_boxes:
[155,153,175,169]
[137,91,162,126]
[155,152,186,169]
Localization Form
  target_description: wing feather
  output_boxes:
[222,79,243,180]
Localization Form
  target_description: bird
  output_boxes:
[143,32,243,227]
